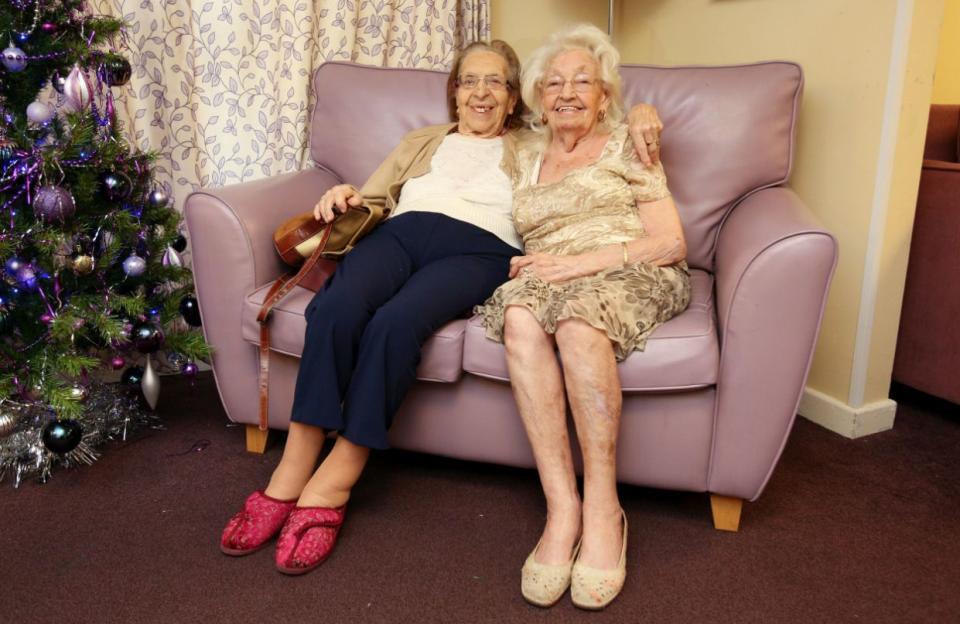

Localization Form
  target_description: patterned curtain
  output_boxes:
[89,0,490,211]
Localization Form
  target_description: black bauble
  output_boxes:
[121,365,145,387]
[179,295,202,327]
[171,234,187,253]
[99,171,131,202]
[103,55,133,87]
[133,322,164,353]
[42,419,83,454]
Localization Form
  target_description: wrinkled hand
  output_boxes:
[313,184,363,222]
[509,253,588,283]
[627,103,663,167]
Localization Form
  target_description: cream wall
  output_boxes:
[492,1,945,435]
[491,0,608,60]
[932,0,960,103]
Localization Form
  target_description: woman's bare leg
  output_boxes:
[555,319,624,570]
[504,306,581,565]
[296,435,371,508]
[264,422,328,500]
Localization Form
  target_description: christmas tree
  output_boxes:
[0,1,209,484]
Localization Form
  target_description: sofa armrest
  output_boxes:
[709,186,838,501]
[183,167,340,425]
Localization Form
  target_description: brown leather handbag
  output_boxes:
[255,202,387,431]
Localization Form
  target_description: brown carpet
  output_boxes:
[1,374,957,623]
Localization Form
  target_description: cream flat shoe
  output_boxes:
[571,509,628,610]
[521,538,581,608]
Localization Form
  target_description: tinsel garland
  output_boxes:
[0,381,161,487]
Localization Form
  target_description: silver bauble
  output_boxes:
[67,384,89,402]
[122,254,147,277]
[63,65,93,110]
[142,355,160,410]
[26,101,54,124]
[1,45,27,72]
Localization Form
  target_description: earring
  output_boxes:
[598,109,606,122]
[541,112,548,124]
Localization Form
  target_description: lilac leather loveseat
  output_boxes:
[184,61,837,531]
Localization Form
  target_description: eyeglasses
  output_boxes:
[457,74,509,91]
[542,75,598,94]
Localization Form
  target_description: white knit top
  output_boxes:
[391,133,521,249]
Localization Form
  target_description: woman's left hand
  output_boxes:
[626,103,663,167]
[509,253,590,283]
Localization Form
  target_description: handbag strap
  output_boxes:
[256,221,335,431]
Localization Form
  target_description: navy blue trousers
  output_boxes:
[290,212,516,449]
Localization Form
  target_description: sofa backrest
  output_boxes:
[310,61,802,270]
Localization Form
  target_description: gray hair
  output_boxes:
[521,23,624,138]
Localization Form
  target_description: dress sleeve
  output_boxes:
[617,132,671,204]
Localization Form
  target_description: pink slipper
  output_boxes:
[220,491,297,556]
[275,505,347,575]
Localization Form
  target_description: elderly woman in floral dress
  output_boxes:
[477,24,690,609]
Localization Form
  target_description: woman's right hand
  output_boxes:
[313,184,364,222]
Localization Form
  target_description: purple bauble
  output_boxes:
[122,254,147,277]
[15,265,38,291]
[181,362,199,378]
[32,185,76,223]
[40,312,54,324]
[110,355,126,370]
[41,23,58,34]
[132,322,164,353]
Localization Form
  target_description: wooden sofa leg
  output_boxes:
[710,494,743,532]
[245,425,270,454]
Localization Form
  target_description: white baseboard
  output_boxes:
[798,387,897,439]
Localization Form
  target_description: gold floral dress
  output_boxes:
[475,123,690,361]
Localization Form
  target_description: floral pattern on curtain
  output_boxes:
[89,0,490,211]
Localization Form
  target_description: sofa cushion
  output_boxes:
[309,61,802,271]
[462,270,718,392]
[240,283,466,383]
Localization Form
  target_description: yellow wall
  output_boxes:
[491,0,608,61]
[492,1,944,415]
[933,0,960,103]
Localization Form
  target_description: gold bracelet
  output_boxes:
[621,242,629,265]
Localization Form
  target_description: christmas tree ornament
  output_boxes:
[68,384,89,402]
[102,55,132,87]
[63,65,93,109]
[50,71,66,94]
[179,295,202,327]
[26,101,54,124]
[40,312,53,324]
[122,254,146,277]
[32,185,76,223]
[142,355,160,410]
[110,355,126,370]
[147,187,169,208]
[40,22,58,34]
[99,171,132,201]
[42,419,83,454]
[4,256,25,276]
[1,44,27,72]
[133,322,164,353]
[0,137,15,161]
[171,234,188,253]
[121,365,144,387]
[166,351,185,369]
[161,246,182,268]
[181,361,199,378]
[97,230,116,254]
[15,265,38,291]
[71,253,94,275]
[0,409,18,437]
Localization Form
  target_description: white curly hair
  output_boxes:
[521,23,624,138]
